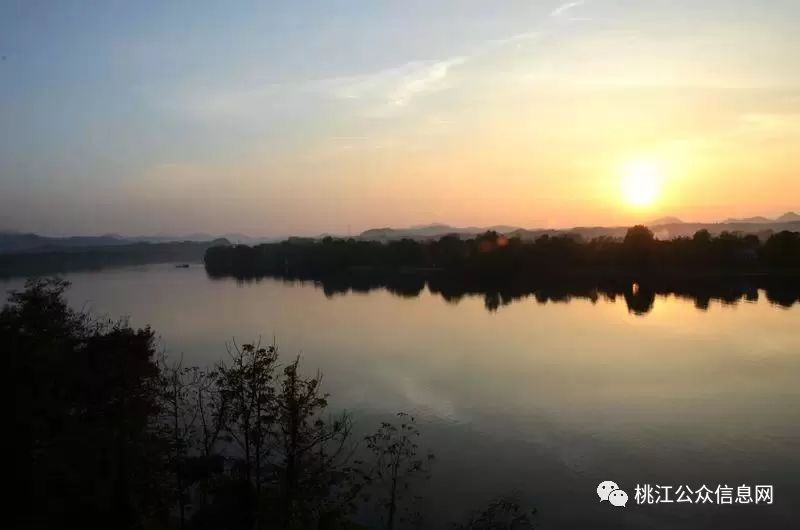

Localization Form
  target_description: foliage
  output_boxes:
[8,279,540,530]
[6,278,168,530]
[216,341,278,496]
[452,496,536,530]
[364,413,434,530]
[205,228,800,282]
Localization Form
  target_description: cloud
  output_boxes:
[550,0,585,18]
[322,57,467,117]
[157,4,591,123]
[389,58,466,107]
[156,57,467,121]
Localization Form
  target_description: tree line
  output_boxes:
[8,278,535,530]
[204,227,800,280]
[0,239,228,278]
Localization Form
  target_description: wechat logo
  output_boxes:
[598,480,629,507]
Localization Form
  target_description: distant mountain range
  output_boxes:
[648,216,685,225]
[723,212,800,224]
[1,212,798,252]
[356,212,800,242]
[0,232,275,254]
[360,223,522,241]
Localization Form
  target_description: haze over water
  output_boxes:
[5,264,799,528]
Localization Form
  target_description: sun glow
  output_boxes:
[622,159,663,207]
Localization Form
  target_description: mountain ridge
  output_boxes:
[357,213,800,242]
[2,212,798,251]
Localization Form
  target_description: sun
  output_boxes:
[621,159,662,207]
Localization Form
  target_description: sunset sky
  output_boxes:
[1,0,798,236]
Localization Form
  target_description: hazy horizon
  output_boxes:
[3,210,800,239]
[2,1,799,237]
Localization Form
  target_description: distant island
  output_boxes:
[205,225,800,280]
[201,226,800,313]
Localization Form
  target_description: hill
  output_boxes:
[777,212,800,223]
[723,212,800,224]
[0,239,230,277]
[359,224,523,241]
[358,218,800,242]
[649,216,683,225]
[0,232,131,253]
[0,231,266,254]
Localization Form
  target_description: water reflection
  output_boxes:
[4,266,800,528]
[206,269,800,314]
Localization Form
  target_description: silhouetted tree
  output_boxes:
[216,340,278,526]
[271,357,361,528]
[5,278,168,530]
[192,365,228,458]
[205,225,800,286]
[364,413,434,530]
[761,231,800,267]
[693,229,712,245]
[453,496,536,530]
[158,355,200,529]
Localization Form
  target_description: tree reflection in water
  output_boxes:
[206,268,800,315]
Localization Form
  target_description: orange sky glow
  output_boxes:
[1,1,798,236]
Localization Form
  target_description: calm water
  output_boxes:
[5,264,800,529]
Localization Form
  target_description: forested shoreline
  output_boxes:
[202,227,800,313]
[204,227,800,279]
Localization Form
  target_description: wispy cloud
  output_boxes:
[549,0,591,24]
[389,58,466,107]
[158,3,590,122]
[550,0,585,18]
[158,57,467,121]
[323,57,466,116]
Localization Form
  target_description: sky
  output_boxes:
[1,0,799,236]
